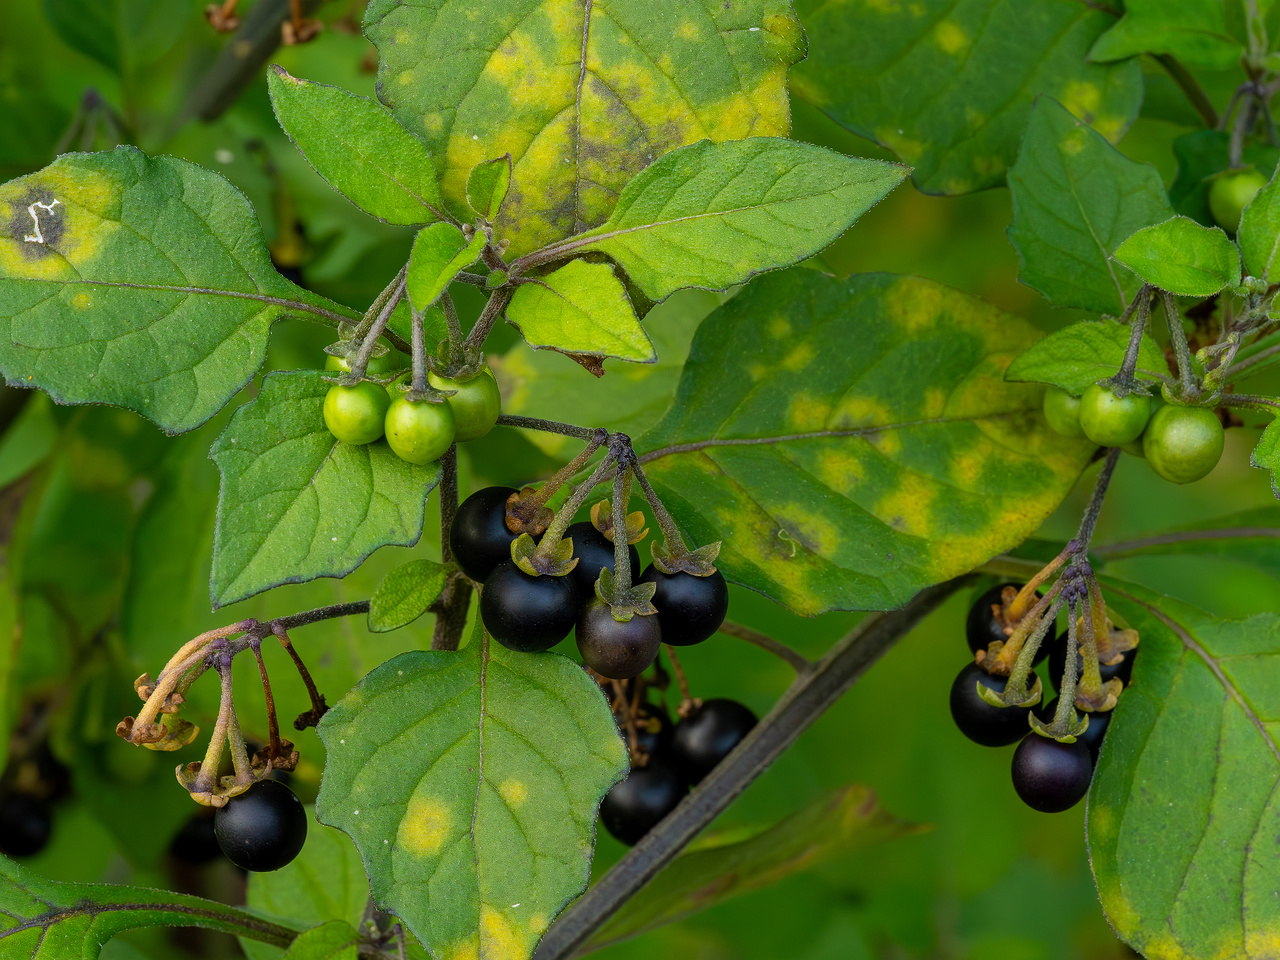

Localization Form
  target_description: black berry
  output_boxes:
[671,699,757,785]
[1037,699,1112,762]
[566,522,640,598]
[213,779,308,872]
[638,566,728,646]
[1048,642,1136,692]
[0,795,52,858]
[450,486,519,582]
[966,583,1049,663]
[1011,734,1093,813]
[599,761,685,845]
[481,561,580,652]
[170,810,222,865]
[949,662,1031,747]
[577,600,662,679]
[623,701,675,762]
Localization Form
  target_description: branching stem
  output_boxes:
[718,621,812,672]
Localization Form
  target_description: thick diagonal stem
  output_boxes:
[1162,291,1198,398]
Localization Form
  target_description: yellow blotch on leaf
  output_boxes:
[1058,81,1102,123]
[0,163,119,282]
[528,913,549,934]
[934,20,968,54]
[815,448,865,496]
[782,342,814,371]
[498,779,528,807]
[71,292,92,310]
[449,937,479,960]
[830,395,894,430]
[788,392,832,432]
[677,20,699,40]
[768,316,792,339]
[873,472,935,537]
[481,905,530,960]
[397,795,450,857]
[878,127,926,164]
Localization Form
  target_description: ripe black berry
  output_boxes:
[671,699,757,785]
[577,600,662,679]
[1011,734,1093,813]
[566,522,640,598]
[966,583,1049,663]
[450,486,519,582]
[637,566,728,646]
[622,702,675,761]
[1048,642,1136,692]
[480,561,580,652]
[0,795,52,857]
[599,761,685,845]
[213,779,308,872]
[949,663,1031,747]
[1038,699,1112,762]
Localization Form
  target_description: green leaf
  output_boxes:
[1170,130,1280,226]
[40,0,190,73]
[282,922,359,960]
[1251,417,1280,498]
[467,156,512,221]
[1112,216,1241,297]
[634,269,1096,616]
[545,138,907,302]
[1090,0,1244,69]
[0,393,56,489]
[364,0,805,256]
[506,260,653,363]
[1090,583,1280,959]
[406,223,486,314]
[369,559,449,633]
[0,855,299,958]
[209,371,441,607]
[1004,320,1170,395]
[315,629,627,960]
[586,785,922,950]
[1007,98,1175,314]
[1094,506,1280,582]
[790,0,1142,194]
[0,147,357,434]
[1238,170,1280,281]
[268,67,444,226]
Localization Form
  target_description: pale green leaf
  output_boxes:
[0,148,356,434]
[791,0,1142,194]
[209,371,441,607]
[316,628,627,960]
[406,223,486,313]
[506,260,653,363]
[634,268,1096,615]
[1090,0,1244,69]
[364,0,805,255]
[369,559,450,633]
[1004,320,1170,394]
[282,922,359,960]
[1251,417,1280,498]
[1008,98,1175,314]
[1238,169,1280,282]
[541,138,907,302]
[269,67,443,225]
[1113,216,1241,297]
[466,156,512,221]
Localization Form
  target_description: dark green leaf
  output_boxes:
[316,628,627,960]
[634,269,1096,615]
[406,223,486,314]
[466,156,512,221]
[587,785,923,950]
[1090,583,1280,958]
[549,138,907,302]
[0,393,57,489]
[1004,320,1170,394]
[1112,216,1241,297]
[506,260,653,362]
[364,0,806,256]
[1008,98,1174,314]
[1251,417,1280,497]
[368,559,449,633]
[40,0,190,73]
[1094,506,1280,581]
[1090,0,1244,69]
[281,922,358,960]
[791,0,1142,194]
[1170,130,1280,226]
[1238,169,1280,281]
[0,148,357,434]
[268,67,444,226]
[209,371,441,607]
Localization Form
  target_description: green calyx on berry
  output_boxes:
[511,530,577,577]
[651,539,721,577]
[590,498,648,544]
[594,564,658,619]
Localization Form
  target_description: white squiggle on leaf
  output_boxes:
[23,199,61,244]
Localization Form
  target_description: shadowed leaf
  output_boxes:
[1090,0,1243,69]
[1169,131,1280,226]
[1005,320,1169,395]
[1095,506,1280,580]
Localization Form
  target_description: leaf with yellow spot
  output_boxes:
[1090,582,1280,960]
[0,148,357,434]
[634,268,1096,615]
[363,0,805,256]
[790,0,1142,195]
[316,625,627,960]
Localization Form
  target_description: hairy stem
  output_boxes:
[496,414,602,442]
[1077,448,1122,550]
[463,288,513,350]
[1162,291,1199,398]
[630,457,691,560]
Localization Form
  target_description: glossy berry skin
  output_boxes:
[428,367,502,443]
[637,566,728,646]
[949,663,1031,747]
[1209,167,1268,233]
[567,522,640,598]
[323,382,390,445]
[599,761,685,846]
[325,349,404,376]
[966,584,1051,664]
[450,486,519,583]
[1043,387,1085,439]
[1078,383,1152,447]
[213,779,308,872]
[1049,642,1135,691]
[577,599,662,679]
[1142,405,1224,484]
[481,561,580,652]
[1038,699,1112,762]
[385,395,455,465]
[671,699,757,785]
[0,795,52,857]
[1011,734,1093,813]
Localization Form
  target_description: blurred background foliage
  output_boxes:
[1,2,1277,959]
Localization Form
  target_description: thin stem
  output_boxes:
[1230,93,1259,168]
[269,624,327,730]
[1162,291,1199,398]
[1221,393,1280,409]
[1154,54,1220,128]
[496,414,601,442]
[411,308,429,395]
[1052,598,1081,729]
[439,291,464,362]
[1224,341,1280,378]
[1105,288,1150,393]
[1077,448,1122,550]
[665,645,694,705]
[349,275,407,379]
[355,265,409,340]
[718,621,811,672]
[271,601,370,632]
[610,467,635,589]
[432,446,472,652]
[453,272,487,287]
[247,637,285,762]
[535,455,618,556]
[463,288,513,350]
[629,457,690,560]
[522,432,609,508]
[1076,590,1105,700]
[439,444,459,565]
[530,577,971,960]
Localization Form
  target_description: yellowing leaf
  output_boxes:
[507,260,653,363]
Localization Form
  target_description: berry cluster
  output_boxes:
[951,581,1138,813]
[321,347,502,466]
[1044,384,1224,484]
